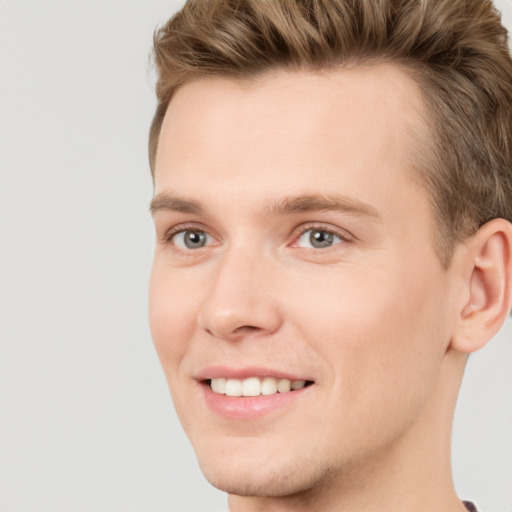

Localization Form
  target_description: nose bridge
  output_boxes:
[199,241,281,340]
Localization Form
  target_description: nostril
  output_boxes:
[233,325,260,334]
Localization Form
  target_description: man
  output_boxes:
[147,1,512,511]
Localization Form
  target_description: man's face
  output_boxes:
[149,66,458,497]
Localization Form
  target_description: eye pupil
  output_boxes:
[310,230,333,248]
[185,230,206,248]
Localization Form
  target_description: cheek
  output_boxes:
[148,263,200,368]
[291,262,448,416]
[304,258,446,350]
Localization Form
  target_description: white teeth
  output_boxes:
[261,377,277,395]
[225,378,242,397]
[277,378,291,393]
[210,377,309,396]
[242,377,261,397]
[211,377,226,394]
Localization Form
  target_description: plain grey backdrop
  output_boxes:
[0,1,511,511]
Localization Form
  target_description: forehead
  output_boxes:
[154,64,429,225]
[155,64,426,180]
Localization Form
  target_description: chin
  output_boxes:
[201,462,316,497]
[195,445,336,498]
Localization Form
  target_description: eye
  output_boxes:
[296,229,344,249]
[171,229,213,250]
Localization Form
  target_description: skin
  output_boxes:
[149,65,510,512]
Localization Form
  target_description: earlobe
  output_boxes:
[451,219,512,354]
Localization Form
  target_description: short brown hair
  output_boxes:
[149,0,512,266]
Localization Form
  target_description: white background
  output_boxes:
[0,1,511,511]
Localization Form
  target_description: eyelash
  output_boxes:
[162,223,213,245]
[292,223,354,248]
[161,222,353,252]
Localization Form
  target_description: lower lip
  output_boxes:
[201,383,311,420]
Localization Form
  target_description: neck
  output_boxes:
[228,349,469,512]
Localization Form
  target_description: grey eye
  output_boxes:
[173,230,211,250]
[297,229,342,249]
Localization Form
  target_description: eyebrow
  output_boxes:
[265,194,382,220]
[150,194,204,216]
[150,192,381,220]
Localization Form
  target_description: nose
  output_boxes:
[198,247,283,341]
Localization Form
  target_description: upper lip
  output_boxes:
[195,366,314,382]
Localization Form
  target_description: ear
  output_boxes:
[450,218,512,354]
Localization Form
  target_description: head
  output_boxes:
[148,0,512,507]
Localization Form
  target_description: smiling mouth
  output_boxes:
[206,377,314,397]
